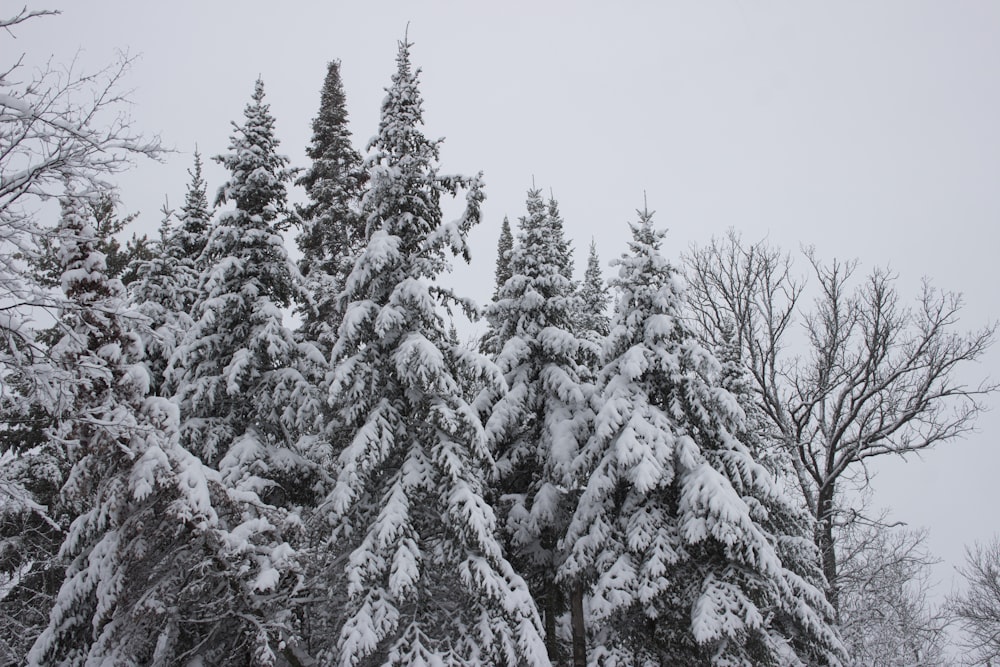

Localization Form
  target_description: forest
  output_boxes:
[2,7,998,666]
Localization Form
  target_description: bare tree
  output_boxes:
[0,5,161,400]
[948,537,1000,666]
[682,230,996,614]
[838,509,949,666]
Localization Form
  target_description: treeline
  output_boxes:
[1,11,995,667]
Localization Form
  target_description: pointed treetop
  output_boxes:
[492,215,514,299]
[214,78,296,230]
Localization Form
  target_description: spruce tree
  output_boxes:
[295,60,367,354]
[27,191,299,666]
[577,238,611,341]
[168,78,324,495]
[165,83,325,660]
[130,151,212,396]
[492,215,513,300]
[320,39,548,666]
[481,186,597,661]
[558,206,844,666]
[546,193,574,281]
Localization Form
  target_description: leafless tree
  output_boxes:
[837,508,949,666]
[0,5,162,402]
[948,537,1000,666]
[682,230,996,615]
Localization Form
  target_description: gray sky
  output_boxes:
[15,0,1000,611]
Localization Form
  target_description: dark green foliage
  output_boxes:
[295,60,366,352]
[492,215,513,299]
[577,238,610,339]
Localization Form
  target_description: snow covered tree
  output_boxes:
[168,78,325,500]
[493,216,514,300]
[174,148,212,264]
[27,190,305,666]
[0,10,161,654]
[558,206,843,666]
[295,60,367,355]
[838,519,947,666]
[577,239,610,341]
[163,82,325,659]
[130,152,212,395]
[481,186,597,661]
[319,39,548,667]
[546,194,574,281]
[948,536,1000,666]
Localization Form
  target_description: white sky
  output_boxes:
[13,0,1000,615]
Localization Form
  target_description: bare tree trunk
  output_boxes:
[570,582,586,667]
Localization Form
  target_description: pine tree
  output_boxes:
[546,193,574,281]
[492,216,514,300]
[175,148,212,264]
[577,238,611,341]
[295,60,367,354]
[558,206,844,666]
[481,186,597,661]
[26,190,302,666]
[168,78,324,493]
[164,80,325,660]
[131,151,212,396]
[320,39,548,667]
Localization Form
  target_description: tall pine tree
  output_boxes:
[130,152,211,395]
[577,238,610,341]
[295,60,367,354]
[27,190,299,666]
[493,216,513,300]
[481,186,597,661]
[164,81,325,661]
[168,78,324,498]
[319,39,548,666]
[558,206,843,666]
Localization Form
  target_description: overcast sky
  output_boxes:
[14,0,1000,609]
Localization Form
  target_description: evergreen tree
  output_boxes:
[168,78,323,490]
[28,190,307,666]
[320,39,548,667]
[295,60,367,354]
[577,238,611,341]
[558,206,844,666]
[131,151,212,395]
[24,193,147,290]
[546,193,574,281]
[492,216,513,300]
[175,148,212,264]
[481,186,597,661]
[166,81,325,658]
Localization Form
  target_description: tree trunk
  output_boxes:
[570,582,586,667]
[816,483,839,617]
[545,580,559,662]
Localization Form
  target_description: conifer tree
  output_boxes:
[558,206,843,666]
[481,186,597,661]
[295,60,366,354]
[27,191,300,666]
[546,193,574,281]
[492,216,513,300]
[175,149,212,264]
[320,39,548,667]
[168,78,324,497]
[131,151,212,396]
[577,238,611,341]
